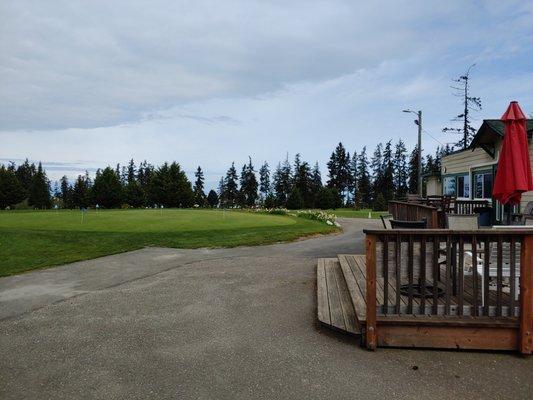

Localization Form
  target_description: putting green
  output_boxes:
[0,209,336,276]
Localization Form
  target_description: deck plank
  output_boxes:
[338,255,365,326]
[316,259,330,326]
[324,258,346,331]
[332,259,359,334]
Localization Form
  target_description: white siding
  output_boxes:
[441,140,533,211]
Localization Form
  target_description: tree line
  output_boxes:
[1,141,451,211]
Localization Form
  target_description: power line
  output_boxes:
[422,128,448,147]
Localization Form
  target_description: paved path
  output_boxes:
[1,218,531,399]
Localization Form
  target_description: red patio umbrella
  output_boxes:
[493,101,533,206]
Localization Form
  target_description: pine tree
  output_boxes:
[347,151,358,206]
[60,176,73,208]
[123,159,143,207]
[287,187,304,209]
[393,140,408,199]
[273,157,292,207]
[310,162,323,204]
[381,141,395,203]
[239,157,258,207]
[408,145,423,194]
[327,142,350,202]
[370,143,383,204]
[293,154,313,208]
[259,162,271,203]
[218,177,227,207]
[355,147,372,208]
[442,64,482,149]
[92,166,123,208]
[193,166,206,206]
[0,164,26,209]
[207,190,219,208]
[15,159,36,199]
[29,162,51,209]
[72,173,92,208]
[224,162,239,207]
[137,160,153,207]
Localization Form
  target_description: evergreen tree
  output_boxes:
[207,190,219,208]
[273,158,292,207]
[224,162,239,207]
[72,172,92,208]
[287,187,304,209]
[193,166,206,206]
[15,159,36,199]
[393,140,408,199]
[29,162,51,208]
[293,154,313,208]
[60,176,73,208]
[442,64,482,149]
[218,177,227,207]
[310,162,323,204]
[327,142,350,202]
[137,160,153,207]
[124,159,143,207]
[239,157,258,207]
[408,145,424,194]
[370,143,383,204]
[259,161,271,203]
[381,141,395,203]
[92,166,123,208]
[355,147,372,208]
[347,151,357,206]
[0,164,26,208]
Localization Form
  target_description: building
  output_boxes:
[440,119,533,223]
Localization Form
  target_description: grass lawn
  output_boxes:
[0,209,337,277]
[327,208,386,218]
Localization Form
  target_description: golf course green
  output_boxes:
[0,209,337,276]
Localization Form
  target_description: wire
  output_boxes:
[422,128,448,147]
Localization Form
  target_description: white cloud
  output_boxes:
[1,0,533,189]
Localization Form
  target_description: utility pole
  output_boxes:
[403,109,423,196]
[417,110,422,196]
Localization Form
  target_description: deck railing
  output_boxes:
[388,201,440,228]
[453,199,490,215]
[364,229,533,354]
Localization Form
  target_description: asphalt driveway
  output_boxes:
[1,218,531,399]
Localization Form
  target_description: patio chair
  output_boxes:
[390,218,427,229]
[446,213,479,230]
[380,214,393,229]
[465,240,521,302]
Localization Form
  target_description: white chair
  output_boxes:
[465,240,521,302]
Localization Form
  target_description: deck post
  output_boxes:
[519,235,533,355]
[365,234,377,350]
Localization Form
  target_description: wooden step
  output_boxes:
[338,254,367,323]
[317,258,360,335]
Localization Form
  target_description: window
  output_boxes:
[457,175,470,198]
[443,174,470,198]
[474,171,493,199]
[443,176,456,196]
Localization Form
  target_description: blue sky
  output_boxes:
[1,0,533,190]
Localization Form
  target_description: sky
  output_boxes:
[1,0,533,190]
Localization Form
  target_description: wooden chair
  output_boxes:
[380,214,393,229]
[390,218,427,229]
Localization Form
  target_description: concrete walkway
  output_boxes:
[1,218,531,399]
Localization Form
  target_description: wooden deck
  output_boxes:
[339,254,519,318]
[317,254,520,344]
